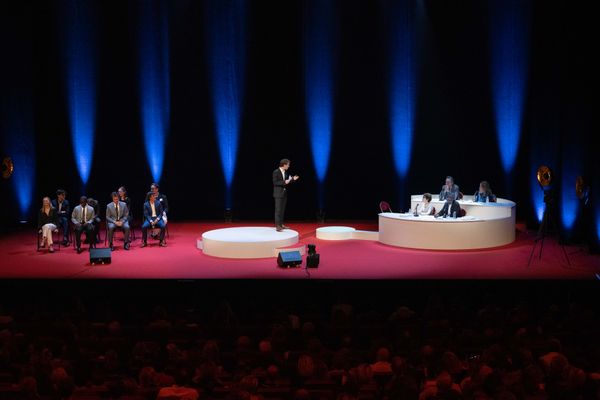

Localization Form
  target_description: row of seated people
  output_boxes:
[410,178,498,218]
[0,292,598,400]
[438,177,497,203]
[37,183,169,253]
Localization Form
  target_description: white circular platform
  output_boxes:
[316,226,356,240]
[201,227,300,259]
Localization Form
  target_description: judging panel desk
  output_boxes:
[379,195,516,250]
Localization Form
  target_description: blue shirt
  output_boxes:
[473,192,497,203]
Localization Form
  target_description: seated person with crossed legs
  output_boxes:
[38,196,59,253]
[71,196,96,253]
[52,189,70,245]
[435,192,462,218]
[141,191,166,248]
[150,182,168,239]
[106,192,130,251]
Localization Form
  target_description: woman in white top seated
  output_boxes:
[416,193,434,215]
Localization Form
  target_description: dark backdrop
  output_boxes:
[0,0,595,230]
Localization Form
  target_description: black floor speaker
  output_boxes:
[90,247,112,265]
[277,251,302,268]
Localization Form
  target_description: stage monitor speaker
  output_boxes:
[277,251,302,268]
[90,248,112,265]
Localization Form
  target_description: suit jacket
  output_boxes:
[437,200,462,218]
[71,205,96,225]
[143,200,164,223]
[52,199,70,218]
[106,201,129,224]
[157,193,169,214]
[439,184,461,201]
[38,208,58,229]
[273,168,293,198]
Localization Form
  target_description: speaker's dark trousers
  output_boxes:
[274,193,287,228]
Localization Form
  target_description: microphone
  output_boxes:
[413,203,419,217]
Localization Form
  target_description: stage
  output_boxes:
[0,221,598,279]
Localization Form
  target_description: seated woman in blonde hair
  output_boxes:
[38,196,58,252]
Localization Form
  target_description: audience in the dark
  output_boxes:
[0,290,599,400]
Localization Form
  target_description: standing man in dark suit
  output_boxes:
[52,189,70,245]
[273,159,299,232]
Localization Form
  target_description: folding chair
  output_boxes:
[379,201,393,213]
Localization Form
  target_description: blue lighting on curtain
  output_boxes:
[388,0,417,179]
[62,0,96,186]
[489,0,531,174]
[530,172,544,223]
[205,0,246,207]
[596,214,600,243]
[304,0,335,207]
[138,0,170,183]
[2,98,35,220]
[560,171,578,234]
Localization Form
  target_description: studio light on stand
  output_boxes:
[575,176,597,254]
[528,165,570,266]
[2,157,14,179]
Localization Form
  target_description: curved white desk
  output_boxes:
[379,195,516,250]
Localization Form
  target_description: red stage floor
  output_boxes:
[0,221,598,279]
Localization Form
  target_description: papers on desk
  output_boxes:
[395,213,479,222]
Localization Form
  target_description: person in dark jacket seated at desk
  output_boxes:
[52,189,71,245]
[473,181,497,203]
[439,176,462,201]
[142,191,166,248]
[435,192,462,218]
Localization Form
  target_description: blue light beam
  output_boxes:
[2,96,35,220]
[138,0,170,183]
[388,0,418,179]
[205,0,246,207]
[62,0,96,186]
[304,0,335,191]
[490,0,531,174]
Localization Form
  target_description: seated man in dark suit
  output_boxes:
[52,189,71,245]
[439,176,462,201]
[142,191,166,248]
[71,196,96,253]
[150,183,168,239]
[87,198,102,244]
[435,192,462,218]
[106,192,130,251]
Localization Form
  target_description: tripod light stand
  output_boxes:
[528,165,570,267]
